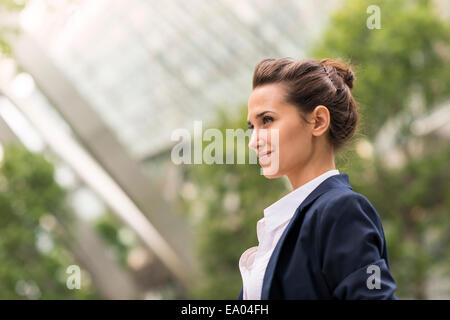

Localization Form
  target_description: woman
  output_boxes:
[237,57,397,300]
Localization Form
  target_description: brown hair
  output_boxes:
[252,57,359,151]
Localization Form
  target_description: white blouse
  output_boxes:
[238,169,340,300]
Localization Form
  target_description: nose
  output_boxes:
[248,129,265,152]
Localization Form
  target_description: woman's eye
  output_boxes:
[262,116,274,124]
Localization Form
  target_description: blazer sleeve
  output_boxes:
[317,192,398,299]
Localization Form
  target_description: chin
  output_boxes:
[261,165,283,178]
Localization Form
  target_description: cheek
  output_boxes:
[277,124,311,165]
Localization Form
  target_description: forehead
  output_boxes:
[247,83,287,118]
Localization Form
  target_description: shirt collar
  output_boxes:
[263,169,340,231]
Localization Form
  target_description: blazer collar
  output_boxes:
[263,170,339,235]
[260,173,353,299]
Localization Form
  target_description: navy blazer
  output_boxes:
[237,173,397,300]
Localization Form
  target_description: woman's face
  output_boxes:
[247,83,315,179]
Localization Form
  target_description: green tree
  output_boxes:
[312,0,450,299]
[0,144,98,299]
[313,0,450,138]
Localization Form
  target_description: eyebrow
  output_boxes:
[247,111,275,125]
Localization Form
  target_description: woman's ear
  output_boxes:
[310,105,330,137]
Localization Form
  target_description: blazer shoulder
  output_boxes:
[313,188,386,246]
[314,187,386,252]
[317,186,370,205]
[315,188,381,222]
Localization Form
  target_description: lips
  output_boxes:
[258,150,272,161]
[259,150,272,157]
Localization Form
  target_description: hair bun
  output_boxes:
[320,58,355,89]
[343,68,355,89]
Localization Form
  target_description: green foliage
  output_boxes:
[0,0,27,56]
[313,0,450,139]
[313,0,450,299]
[94,214,135,268]
[0,144,98,299]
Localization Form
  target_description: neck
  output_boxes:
[286,147,336,190]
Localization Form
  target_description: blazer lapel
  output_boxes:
[260,173,352,299]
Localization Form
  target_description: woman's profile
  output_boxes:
[238,57,397,300]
